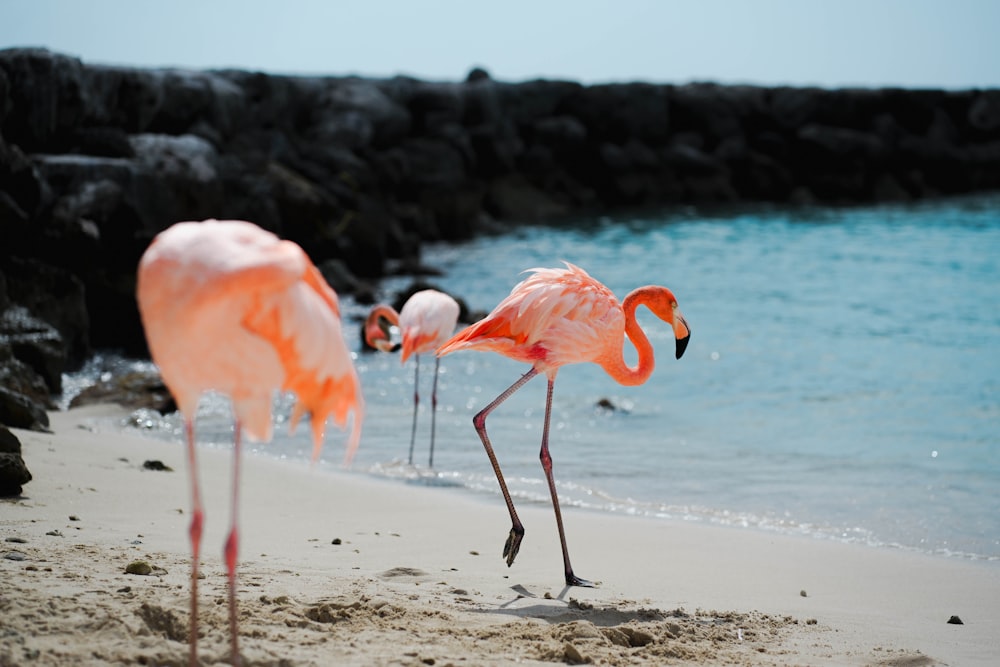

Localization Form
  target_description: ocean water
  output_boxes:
[67,194,1000,561]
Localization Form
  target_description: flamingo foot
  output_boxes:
[502,525,525,567]
[565,571,596,588]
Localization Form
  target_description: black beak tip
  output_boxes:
[390,342,402,353]
[675,334,690,360]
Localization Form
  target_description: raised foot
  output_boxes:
[502,525,525,567]
[565,572,596,588]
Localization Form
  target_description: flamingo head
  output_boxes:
[638,286,690,360]
[364,306,401,353]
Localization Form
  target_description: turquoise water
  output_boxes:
[77,194,1000,560]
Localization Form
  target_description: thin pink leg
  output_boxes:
[428,356,441,468]
[473,368,538,567]
[538,377,593,588]
[408,357,420,465]
[185,420,204,667]
[223,422,243,667]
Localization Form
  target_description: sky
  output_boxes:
[1,0,998,89]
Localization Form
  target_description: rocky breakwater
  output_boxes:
[2,47,1000,439]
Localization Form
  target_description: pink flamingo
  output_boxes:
[436,262,689,587]
[365,289,460,467]
[136,219,363,666]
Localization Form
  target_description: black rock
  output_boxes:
[0,424,31,496]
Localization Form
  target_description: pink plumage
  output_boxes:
[136,218,363,666]
[437,261,689,586]
[365,289,459,466]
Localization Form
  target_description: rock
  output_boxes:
[486,174,568,221]
[125,560,153,575]
[312,79,411,149]
[0,340,53,409]
[0,305,66,394]
[0,384,50,431]
[1,258,89,367]
[0,427,32,496]
[562,642,587,665]
[968,91,1000,132]
[947,615,964,625]
[2,46,1000,390]
[69,368,176,412]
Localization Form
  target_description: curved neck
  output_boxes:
[600,287,657,387]
[368,304,399,326]
[364,304,400,349]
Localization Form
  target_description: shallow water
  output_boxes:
[69,194,1000,560]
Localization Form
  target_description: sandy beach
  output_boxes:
[2,404,998,666]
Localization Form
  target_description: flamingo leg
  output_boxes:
[473,368,538,567]
[408,357,420,465]
[428,356,441,468]
[223,421,243,667]
[184,420,204,667]
[539,378,594,588]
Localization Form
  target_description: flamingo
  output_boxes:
[364,289,460,467]
[436,262,689,587]
[135,219,363,666]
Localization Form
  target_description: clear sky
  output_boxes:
[2,0,998,89]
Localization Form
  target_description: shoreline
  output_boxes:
[3,405,998,665]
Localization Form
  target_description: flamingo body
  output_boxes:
[437,262,689,586]
[436,264,627,376]
[365,289,459,466]
[136,219,363,665]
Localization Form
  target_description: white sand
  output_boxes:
[2,404,997,666]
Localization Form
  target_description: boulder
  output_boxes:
[0,424,32,496]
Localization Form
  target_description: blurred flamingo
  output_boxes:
[437,262,689,587]
[136,219,363,667]
[365,289,460,467]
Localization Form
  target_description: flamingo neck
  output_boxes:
[368,304,399,326]
[601,287,657,387]
[364,304,400,350]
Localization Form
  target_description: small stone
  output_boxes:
[45,529,63,537]
[562,642,586,664]
[331,538,342,545]
[142,460,173,472]
[5,536,27,543]
[947,615,964,625]
[800,589,808,597]
[125,560,153,575]
[69,515,80,521]
[4,551,27,561]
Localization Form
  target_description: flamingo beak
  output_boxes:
[674,314,690,360]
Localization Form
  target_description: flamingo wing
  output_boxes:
[437,263,623,371]
[244,259,364,463]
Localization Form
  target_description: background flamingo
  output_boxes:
[436,261,689,587]
[365,289,460,467]
[136,219,363,666]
